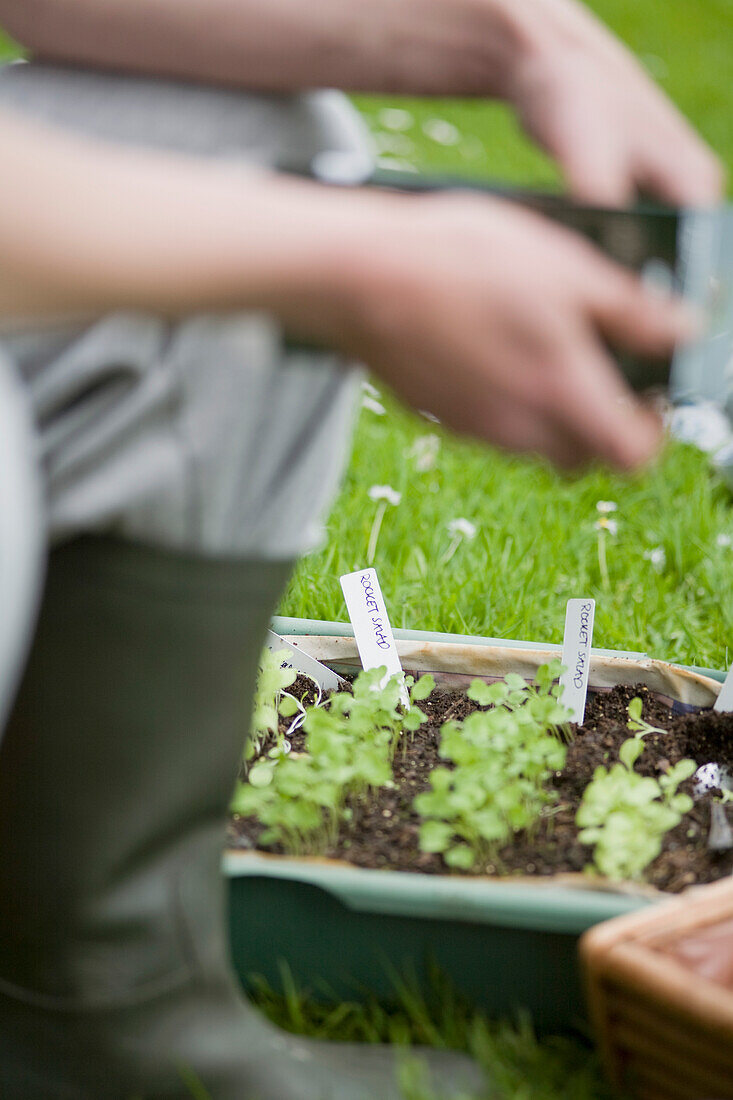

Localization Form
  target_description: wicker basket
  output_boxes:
[580,876,733,1099]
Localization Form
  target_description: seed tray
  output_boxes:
[227,619,724,1030]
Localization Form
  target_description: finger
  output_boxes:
[519,86,636,207]
[553,127,635,207]
[587,267,700,357]
[631,88,726,205]
[471,397,590,470]
[635,144,726,207]
[544,329,664,470]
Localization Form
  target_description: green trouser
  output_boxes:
[0,538,482,1099]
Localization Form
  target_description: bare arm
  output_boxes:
[1,0,723,204]
[0,108,695,472]
[0,0,524,97]
[0,109,373,321]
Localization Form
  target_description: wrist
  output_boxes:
[344,0,532,97]
[498,0,633,105]
[229,177,404,349]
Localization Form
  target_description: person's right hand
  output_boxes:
[289,190,697,471]
[0,113,696,477]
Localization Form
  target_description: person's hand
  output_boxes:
[0,113,696,477]
[500,0,724,204]
[297,191,697,471]
[4,0,723,206]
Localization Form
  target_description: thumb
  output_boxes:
[590,267,700,356]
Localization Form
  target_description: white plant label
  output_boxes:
[714,662,733,713]
[340,567,407,702]
[265,631,344,691]
[559,598,595,725]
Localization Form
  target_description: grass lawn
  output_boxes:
[1,4,731,1097]
[246,964,621,1100]
[282,0,733,673]
[275,2,733,1096]
[283,395,733,671]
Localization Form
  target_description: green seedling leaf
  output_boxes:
[427,766,453,791]
[658,759,696,794]
[415,663,571,872]
[248,761,275,788]
[619,737,645,771]
[410,673,436,702]
[250,647,299,743]
[535,661,564,694]
[577,736,695,881]
[235,663,416,856]
[419,820,454,854]
[504,673,527,692]
[628,697,643,723]
[473,809,509,844]
[279,694,300,718]
[627,696,667,737]
[445,845,475,870]
[468,679,506,707]
[669,793,694,815]
[402,709,427,732]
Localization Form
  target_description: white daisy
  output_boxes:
[408,434,441,472]
[375,156,419,173]
[368,485,402,506]
[422,119,461,146]
[447,518,477,540]
[367,485,401,563]
[441,517,478,564]
[373,133,415,157]
[378,108,414,132]
[643,546,666,571]
[362,395,386,416]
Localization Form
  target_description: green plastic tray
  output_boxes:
[227,619,725,1031]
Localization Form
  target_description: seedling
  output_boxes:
[626,696,667,738]
[576,736,696,880]
[232,666,434,855]
[248,648,298,760]
[414,662,571,871]
[239,651,709,884]
[278,680,324,742]
[466,660,572,737]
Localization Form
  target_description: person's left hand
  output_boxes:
[499,0,725,205]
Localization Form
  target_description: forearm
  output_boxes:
[0,110,694,475]
[0,0,528,96]
[0,109,377,328]
[2,0,721,204]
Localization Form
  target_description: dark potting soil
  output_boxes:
[228,678,733,893]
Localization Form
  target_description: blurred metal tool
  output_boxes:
[265,630,347,691]
[694,762,733,852]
